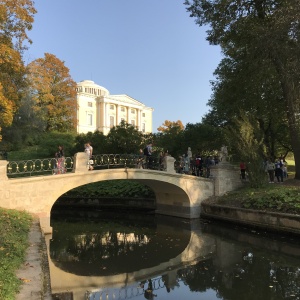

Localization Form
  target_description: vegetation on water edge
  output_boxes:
[0,208,32,300]
[211,184,300,215]
[64,180,155,199]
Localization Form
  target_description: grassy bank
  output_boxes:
[0,208,32,300]
[207,179,300,215]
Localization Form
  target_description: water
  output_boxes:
[48,210,300,300]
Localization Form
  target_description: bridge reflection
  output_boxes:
[86,276,182,300]
[47,216,216,300]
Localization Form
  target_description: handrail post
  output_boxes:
[73,152,89,173]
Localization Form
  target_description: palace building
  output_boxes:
[76,80,154,135]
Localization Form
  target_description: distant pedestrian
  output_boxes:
[136,149,145,169]
[275,158,283,183]
[265,159,275,183]
[205,156,212,178]
[85,142,93,170]
[53,145,66,174]
[144,143,153,169]
[240,161,246,180]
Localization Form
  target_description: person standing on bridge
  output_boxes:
[85,142,94,170]
[54,145,65,174]
[144,143,153,169]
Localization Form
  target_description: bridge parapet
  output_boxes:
[0,160,8,181]
[73,152,89,173]
[211,162,243,196]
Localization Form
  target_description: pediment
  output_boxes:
[108,94,146,107]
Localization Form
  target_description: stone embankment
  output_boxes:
[201,201,300,236]
[16,220,51,300]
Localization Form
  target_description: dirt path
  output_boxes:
[15,220,52,300]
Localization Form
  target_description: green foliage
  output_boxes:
[37,131,76,157]
[215,184,300,215]
[65,180,155,199]
[106,121,143,154]
[0,208,32,300]
[242,187,300,214]
[185,0,300,178]
[226,113,266,187]
[73,131,107,154]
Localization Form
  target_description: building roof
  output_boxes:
[77,80,109,95]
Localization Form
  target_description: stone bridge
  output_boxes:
[0,153,242,234]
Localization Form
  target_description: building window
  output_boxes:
[110,116,114,128]
[121,107,125,112]
[87,114,93,126]
[131,120,135,126]
[110,105,114,110]
[142,113,145,117]
[131,109,135,114]
[88,102,92,107]
[142,123,145,133]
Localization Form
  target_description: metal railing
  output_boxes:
[7,157,74,178]
[91,154,160,170]
[6,154,162,177]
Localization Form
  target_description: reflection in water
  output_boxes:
[49,210,300,300]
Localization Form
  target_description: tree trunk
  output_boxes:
[271,51,300,179]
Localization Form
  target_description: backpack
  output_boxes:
[143,147,149,156]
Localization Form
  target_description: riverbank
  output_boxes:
[15,220,51,300]
[201,178,300,235]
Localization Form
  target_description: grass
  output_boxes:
[208,180,300,215]
[0,208,32,300]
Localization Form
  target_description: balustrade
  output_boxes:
[6,154,164,177]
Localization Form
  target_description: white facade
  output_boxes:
[76,80,154,135]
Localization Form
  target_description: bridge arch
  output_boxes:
[48,168,213,220]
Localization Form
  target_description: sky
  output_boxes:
[25,0,222,132]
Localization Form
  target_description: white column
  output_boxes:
[127,106,130,124]
[116,104,119,125]
[138,109,142,130]
[105,102,108,127]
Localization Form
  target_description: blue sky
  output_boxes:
[25,0,222,132]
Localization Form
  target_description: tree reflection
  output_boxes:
[177,255,300,299]
[49,216,190,276]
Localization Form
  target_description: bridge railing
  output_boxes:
[6,154,162,177]
[7,157,74,178]
[91,154,161,170]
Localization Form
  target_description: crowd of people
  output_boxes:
[136,143,169,170]
[265,157,288,183]
[52,143,290,184]
[176,148,220,178]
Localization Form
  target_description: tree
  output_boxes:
[157,120,184,133]
[226,114,267,187]
[73,131,107,154]
[37,132,76,157]
[106,121,143,154]
[185,0,300,178]
[0,83,13,141]
[27,53,77,132]
[0,0,36,139]
[183,122,225,155]
[204,55,290,161]
[1,91,45,149]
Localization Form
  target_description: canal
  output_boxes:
[48,210,300,300]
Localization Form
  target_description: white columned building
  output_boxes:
[76,80,154,135]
